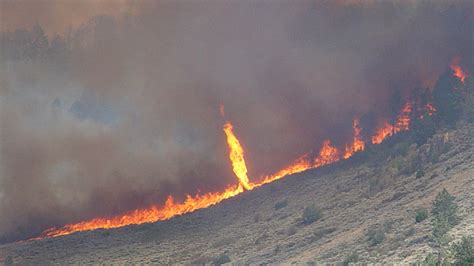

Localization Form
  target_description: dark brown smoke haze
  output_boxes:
[0,1,472,243]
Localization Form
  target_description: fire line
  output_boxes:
[33,61,467,240]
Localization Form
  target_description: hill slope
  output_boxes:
[1,124,473,264]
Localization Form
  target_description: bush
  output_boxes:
[5,256,13,266]
[421,236,473,265]
[416,170,425,178]
[302,204,322,225]
[342,252,359,266]
[274,199,288,210]
[422,253,441,266]
[415,208,429,223]
[451,236,474,265]
[367,226,385,246]
[311,227,337,242]
[212,254,231,265]
[431,189,459,240]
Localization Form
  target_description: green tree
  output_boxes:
[430,189,459,263]
[432,70,463,128]
[4,256,13,266]
[26,23,49,60]
[411,116,437,145]
[451,236,474,266]
[431,189,459,236]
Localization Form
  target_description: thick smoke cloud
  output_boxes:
[0,1,471,242]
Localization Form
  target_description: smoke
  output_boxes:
[0,1,471,242]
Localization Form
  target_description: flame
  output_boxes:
[223,122,253,190]
[451,57,467,83]
[34,98,433,240]
[36,185,244,239]
[371,121,394,144]
[394,102,412,131]
[314,140,340,167]
[372,102,413,144]
[256,154,312,186]
[344,118,365,159]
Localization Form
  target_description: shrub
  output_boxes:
[302,204,322,225]
[212,254,231,265]
[415,208,429,223]
[311,227,337,242]
[451,236,474,266]
[431,189,459,240]
[367,226,385,246]
[416,170,425,178]
[342,252,359,266]
[5,256,13,266]
[274,199,288,210]
[421,236,473,265]
[422,253,441,266]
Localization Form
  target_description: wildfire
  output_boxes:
[37,185,244,239]
[314,140,340,167]
[33,98,432,241]
[451,57,467,83]
[372,102,413,144]
[257,154,312,186]
[344,118,365,159]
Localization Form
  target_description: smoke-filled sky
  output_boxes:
[0,0,472,242]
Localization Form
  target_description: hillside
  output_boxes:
[1,123,473,264]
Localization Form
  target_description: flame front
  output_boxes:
[372,102,413,144]
[34,98,434,240]
[37,185,244,239]
[344,118,365,159]
[257,154,312,186]
[314,140,340,167]
[223,122,253,190]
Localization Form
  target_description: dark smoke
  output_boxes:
[0,1,472,243]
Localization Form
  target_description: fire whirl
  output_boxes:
[30,102,424,240]
[34,61,467,240]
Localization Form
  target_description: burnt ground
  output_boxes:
[1,123,473,265]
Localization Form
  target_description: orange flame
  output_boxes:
[372,102,413,144]
[36,185,244,239]
[34,99,428,241]
[256,154,312,186]
[223,122,253,190]
[344,118,365,159]
[36,121,252,240]
[314,140,340,167]
[451,57,467,83]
